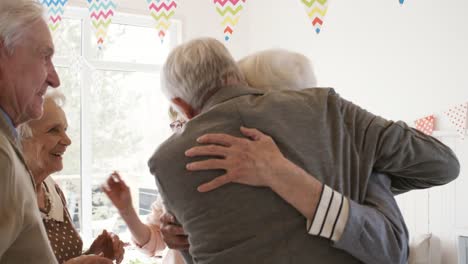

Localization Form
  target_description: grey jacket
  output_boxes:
[149,85,459,264]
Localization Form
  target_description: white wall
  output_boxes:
[233,0,468,122]
[68,0,468,262]
[80,0,468,121]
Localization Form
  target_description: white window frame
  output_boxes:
[53,6,182,243]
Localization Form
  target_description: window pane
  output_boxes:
[51,18,82,58]
[89,23,172,64]
[89,70,172,238]
[53,67,82,231]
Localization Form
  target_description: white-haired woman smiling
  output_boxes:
[18,91,125,264]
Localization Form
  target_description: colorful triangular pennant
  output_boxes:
[40,0,69,32]
[87,0,116,50]
[213,0,247,42]
[146,0,178,43]
[414,115,435,136]
[444,102,467,140]
[300,0,329,34]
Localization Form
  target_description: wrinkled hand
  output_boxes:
[185,126,287,192]
[102,172,132,213]
[64,255,113,264]
[160,212,190,250]
[86,230,126,264]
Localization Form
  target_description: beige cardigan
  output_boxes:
[0,113,57,263]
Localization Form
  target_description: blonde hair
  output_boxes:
[238,49,317,91]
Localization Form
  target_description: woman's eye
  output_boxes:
[48,127,59,133]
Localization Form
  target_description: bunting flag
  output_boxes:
[146,0,178,43]
[301,0,329,34]
[213,0,248,42]
[40,0,69,32]
[399,0,405,5]
[414,115,435,136]
[87,0,117,49]
[444,103,468,140]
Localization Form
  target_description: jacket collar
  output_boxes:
[0,110,20,148]
[200,84,265,113]
[0,111,37,189]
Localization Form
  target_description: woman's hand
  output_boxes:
[159,212,190,250]
[86,230,126,264]
[102,172,133,214]
[185,126,289,192]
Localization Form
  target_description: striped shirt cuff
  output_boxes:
[307,185,349,241]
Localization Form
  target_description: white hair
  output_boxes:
[18,91,66,139]
[0,0,45,55]
[161,37,246,111]
[238,49,317,91]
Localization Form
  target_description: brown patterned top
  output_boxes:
[41,183,83,264]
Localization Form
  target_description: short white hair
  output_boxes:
[238,49,317,91]
[18,91,66,139]
[0,0,45,54]
[161,37,245,111]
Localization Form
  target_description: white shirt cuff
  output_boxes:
[306,185,349,241]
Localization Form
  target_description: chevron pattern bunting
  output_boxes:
[40,0,69,32]
[301,0,329,34]
[87,0,116,49]
[213,0,247,42]
[146,0,178,43]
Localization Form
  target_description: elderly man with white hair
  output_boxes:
[0,1,111,263]
[149,37,459,264]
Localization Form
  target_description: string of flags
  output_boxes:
[414,102,468,140]
[39,0,406,48]
[40,0,468,140]
[300,0,329,34]
[213,0,247,42]
[87,0,116,50]
[146,0,178,43]
[40,0,68,32]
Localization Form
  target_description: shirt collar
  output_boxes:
[0,107,18,139]
[200,84,265,113]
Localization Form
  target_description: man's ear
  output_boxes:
[171,97,198,120]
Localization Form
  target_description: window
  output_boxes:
[50,7,180,253]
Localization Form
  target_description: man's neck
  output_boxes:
[198,79,246,115]
[0,103,24,127]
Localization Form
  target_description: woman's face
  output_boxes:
[23,99,71,180]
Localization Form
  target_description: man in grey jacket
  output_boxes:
[150,38,459,264]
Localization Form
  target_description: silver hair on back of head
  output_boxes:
[18,90,66,139]
[238,49,317,91]
[161,37,245,111]
[0,0,45,55]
